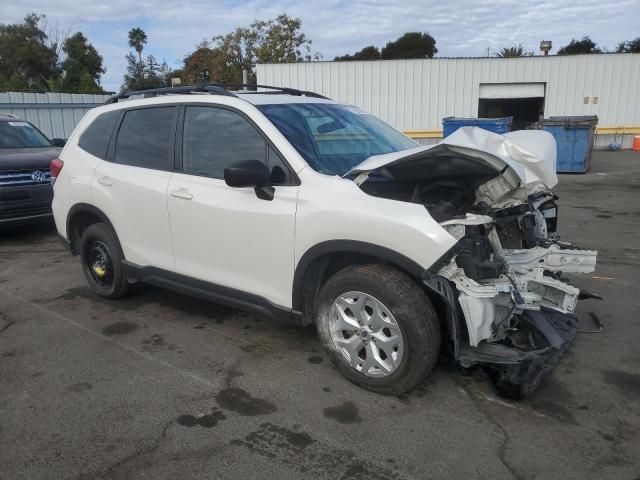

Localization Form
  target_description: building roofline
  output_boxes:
[257,52,640,66]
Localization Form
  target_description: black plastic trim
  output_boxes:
[0,212,52,226]
[122,261,301,324]
[458,308,578,399]
[65,203,118,255]
[292,240,425,311]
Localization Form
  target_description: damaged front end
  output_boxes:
[349,127,598,398]
[435,213,596,398]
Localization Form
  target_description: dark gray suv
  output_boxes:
[0,113,64,226]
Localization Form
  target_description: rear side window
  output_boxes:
[78,110,119,159]
[114,107,177,170]
[182,106,267,179]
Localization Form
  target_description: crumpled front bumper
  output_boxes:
[423,268,582,400]
[457,307,577,399]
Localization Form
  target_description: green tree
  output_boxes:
[380,32,437,59]
[557,37,602,55]
[335,45,381,61]
[251,14,317,64]
[616,37,640,53]
[496,45,524,57]
[60,32,105,93]
[128,27,147,63]
[182,41,237,84]
[0,13,58,92]
[211,27,257,83]
[122,28,174,92]
[144,55,171,87]
[122,53,144,91]
[182,14,319,86]
[122,53,171,92]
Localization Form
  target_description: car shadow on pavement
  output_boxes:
[0,220,57,246]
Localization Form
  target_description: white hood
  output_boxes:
[345,126,558,190]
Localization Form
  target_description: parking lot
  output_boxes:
[1,150,639,480]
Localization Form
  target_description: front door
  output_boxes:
[167,105,298,308]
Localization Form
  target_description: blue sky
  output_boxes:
[2,0,639,92]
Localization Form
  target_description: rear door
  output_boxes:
[91,106,177,270]
[167,105,298,308]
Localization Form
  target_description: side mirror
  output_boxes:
[224,160,274,201]
[51,138,66,147]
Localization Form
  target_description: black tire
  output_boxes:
[316,263,440,395]
[79,223,129,299]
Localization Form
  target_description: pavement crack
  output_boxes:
[96,419,173,480]
[0,319,16,335]
[456,379,524,480]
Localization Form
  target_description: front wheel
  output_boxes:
[316,264,441,395]
[80,223,129,299]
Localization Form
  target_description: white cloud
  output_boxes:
[2,0,639,91]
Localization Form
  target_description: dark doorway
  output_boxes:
[478,97,545,130]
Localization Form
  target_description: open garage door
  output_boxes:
[478,83,545,131]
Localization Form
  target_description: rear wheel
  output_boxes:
[80,223,128,299]
[316,263,441,395]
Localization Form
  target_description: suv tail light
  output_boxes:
[50,159,64,184]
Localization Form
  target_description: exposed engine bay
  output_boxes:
[350,127,598,398]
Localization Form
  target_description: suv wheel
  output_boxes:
[80,223,129,299]
[316,264,440,395]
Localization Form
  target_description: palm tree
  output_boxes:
[496,45,524,58]
[128,27,148,63]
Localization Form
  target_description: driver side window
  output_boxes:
[182,106,292,184]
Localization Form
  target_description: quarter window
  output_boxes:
[182,106,268,179]
[114,107,177,170]
[78,110,120,159]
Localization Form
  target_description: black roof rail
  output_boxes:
[104,84,236,104]
[221,84,329,99]
[104,83,329,105]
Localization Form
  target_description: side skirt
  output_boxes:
[121,261,303,325]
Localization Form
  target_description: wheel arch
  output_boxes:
[66,203,118,255]
[292,240,427,325]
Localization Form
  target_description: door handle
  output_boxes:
[97,175,112,186]
[170,188,193,200]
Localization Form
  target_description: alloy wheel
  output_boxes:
[328,291,404,377]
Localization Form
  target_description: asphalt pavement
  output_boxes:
[1,150,639,480]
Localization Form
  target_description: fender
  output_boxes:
[292,240,425,312]
[65,203,118,255]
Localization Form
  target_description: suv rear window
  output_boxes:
[114,107,177,170]
[78,110,119,159]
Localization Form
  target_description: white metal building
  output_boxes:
[257,53,640,148]
[0,92,111,139]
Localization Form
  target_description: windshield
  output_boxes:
[257,103,417,176]
[0,121,52,149]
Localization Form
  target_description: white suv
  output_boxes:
[52,84,597,398]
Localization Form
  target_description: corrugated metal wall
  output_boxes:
[257,54,640,147]
[0,92,111,139]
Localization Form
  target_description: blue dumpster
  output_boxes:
[541,116,598,173]
[442,116,512,138]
